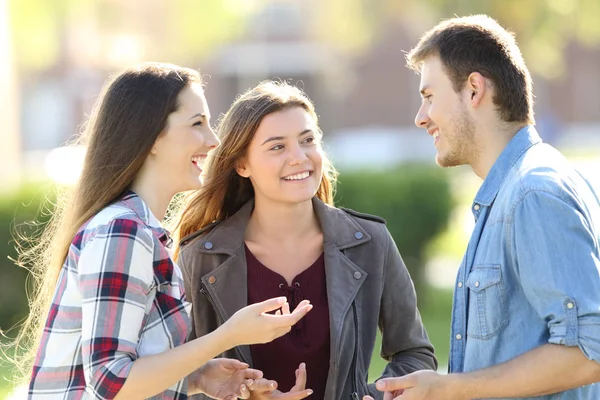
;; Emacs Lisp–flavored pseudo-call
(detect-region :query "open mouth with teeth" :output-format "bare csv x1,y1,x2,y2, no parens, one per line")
282,171,312,181
191,156,205,170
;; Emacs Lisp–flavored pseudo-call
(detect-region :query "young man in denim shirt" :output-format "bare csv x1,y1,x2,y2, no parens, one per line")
367,15,600,400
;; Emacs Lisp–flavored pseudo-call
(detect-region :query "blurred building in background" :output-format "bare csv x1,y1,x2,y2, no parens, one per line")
2,0,600,182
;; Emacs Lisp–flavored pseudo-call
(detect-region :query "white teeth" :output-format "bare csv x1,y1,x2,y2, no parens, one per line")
284,171,310,180
191,156,205,165
433,132,440,139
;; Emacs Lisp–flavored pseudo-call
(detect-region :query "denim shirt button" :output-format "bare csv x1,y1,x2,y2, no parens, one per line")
474,204,481,211
455,333,463,340
354,231,363,240
474,281,480,288
204,241,213,250
353,271,362,280
567,302,574,309
457,281,463,288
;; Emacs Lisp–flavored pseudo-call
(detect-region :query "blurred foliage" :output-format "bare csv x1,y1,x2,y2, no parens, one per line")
314,0,600,79
0,184,55,333
8,0,600,78
335,164,453,295
8,0,250,71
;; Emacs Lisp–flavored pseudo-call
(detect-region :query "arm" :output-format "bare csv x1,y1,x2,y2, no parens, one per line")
78,218,233,399
368,228,437,397
79,219,312,399
373,190,600,399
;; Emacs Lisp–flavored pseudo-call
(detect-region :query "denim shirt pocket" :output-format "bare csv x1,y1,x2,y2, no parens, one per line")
466,265,508,339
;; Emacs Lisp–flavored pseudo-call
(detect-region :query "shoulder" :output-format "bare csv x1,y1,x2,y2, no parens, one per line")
340,207,387,225
77,203,154,249
179,220,222,250
338,206,392,244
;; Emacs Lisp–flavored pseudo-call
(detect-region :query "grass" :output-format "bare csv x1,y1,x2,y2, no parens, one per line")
368,285,453,381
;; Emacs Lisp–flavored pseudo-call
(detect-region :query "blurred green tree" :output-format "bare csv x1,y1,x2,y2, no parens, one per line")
8,0,252,71
313,0,600,79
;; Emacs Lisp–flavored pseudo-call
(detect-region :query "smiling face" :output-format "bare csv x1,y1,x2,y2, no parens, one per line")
414,56,476,168
150,83,220,193
236,106,323,206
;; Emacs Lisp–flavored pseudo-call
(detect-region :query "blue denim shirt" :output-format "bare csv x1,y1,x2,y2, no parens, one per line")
449,126,600,399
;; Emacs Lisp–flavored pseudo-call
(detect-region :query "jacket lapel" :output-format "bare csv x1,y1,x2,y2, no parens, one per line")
194,200,255,364
313,199,370,396
191,198,373,377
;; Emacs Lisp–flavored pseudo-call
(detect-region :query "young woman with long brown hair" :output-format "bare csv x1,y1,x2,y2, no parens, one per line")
174,81,437,400
15,64,311,399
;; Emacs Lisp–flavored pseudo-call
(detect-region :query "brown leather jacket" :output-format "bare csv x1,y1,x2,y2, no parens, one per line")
178,198,437,399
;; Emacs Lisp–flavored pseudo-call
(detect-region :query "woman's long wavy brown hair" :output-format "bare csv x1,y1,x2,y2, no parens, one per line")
173,81,337,254
8,63,201,384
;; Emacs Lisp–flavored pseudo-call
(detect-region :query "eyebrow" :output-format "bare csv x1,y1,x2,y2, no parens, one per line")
261,129,313,146
189,113,209,120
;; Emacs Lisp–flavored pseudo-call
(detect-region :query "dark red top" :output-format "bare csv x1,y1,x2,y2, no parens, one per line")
245,245,330,399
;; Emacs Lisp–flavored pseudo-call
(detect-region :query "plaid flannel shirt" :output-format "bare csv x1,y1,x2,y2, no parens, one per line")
29,192,191,399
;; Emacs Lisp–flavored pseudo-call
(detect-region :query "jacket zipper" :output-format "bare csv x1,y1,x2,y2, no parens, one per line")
350,300,360,400
200,282,250,364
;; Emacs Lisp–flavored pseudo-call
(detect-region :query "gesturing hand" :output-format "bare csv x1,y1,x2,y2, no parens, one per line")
193,358,263,399
222,298,312,347
246,362,313,399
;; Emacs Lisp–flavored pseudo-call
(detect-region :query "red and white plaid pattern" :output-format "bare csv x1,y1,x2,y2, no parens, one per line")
29,192,191,399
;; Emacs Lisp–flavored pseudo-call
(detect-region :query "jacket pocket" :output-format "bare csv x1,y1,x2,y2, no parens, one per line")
466,265,508,339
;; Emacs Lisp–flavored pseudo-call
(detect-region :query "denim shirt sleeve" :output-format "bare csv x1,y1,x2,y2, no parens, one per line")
511,189,600,363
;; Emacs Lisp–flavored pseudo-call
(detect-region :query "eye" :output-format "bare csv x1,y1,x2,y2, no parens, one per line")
302,136,315,145
270,144,284,151
424,95,432,102
193,120,203,127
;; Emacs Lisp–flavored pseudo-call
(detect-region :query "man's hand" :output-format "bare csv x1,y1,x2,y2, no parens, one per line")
192,358,263,399
365,370,467,400
247,362,313,399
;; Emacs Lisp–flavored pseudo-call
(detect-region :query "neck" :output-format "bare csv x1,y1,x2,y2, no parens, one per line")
470,122,527,180
246,196,320,243
130,168,176,221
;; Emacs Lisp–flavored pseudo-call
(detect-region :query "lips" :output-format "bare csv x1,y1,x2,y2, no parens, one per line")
282,170,312,181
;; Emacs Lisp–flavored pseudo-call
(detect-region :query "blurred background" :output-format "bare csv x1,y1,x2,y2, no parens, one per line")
1,0,600,398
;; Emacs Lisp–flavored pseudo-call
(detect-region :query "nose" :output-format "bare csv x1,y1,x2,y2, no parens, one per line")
205,126,220,150
415,102,430,129
287,142,308,166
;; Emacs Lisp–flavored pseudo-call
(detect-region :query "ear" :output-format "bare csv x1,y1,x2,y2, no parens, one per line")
235,158,250,178
465,72,487,108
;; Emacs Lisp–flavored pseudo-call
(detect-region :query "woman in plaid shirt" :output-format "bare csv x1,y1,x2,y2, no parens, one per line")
17,63,312,399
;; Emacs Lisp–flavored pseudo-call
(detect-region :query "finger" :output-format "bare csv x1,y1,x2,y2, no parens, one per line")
275,389,313,399
264,304,313,327
239,384,251,399
376,376,413,392
363,397,375,400
281,301,290,315
275,309,281,316
253,297,288,314
290,362,307,391
383,392,394,400
215,358,249,370
242,368,263,380
292,300,310,312
247,378,278,392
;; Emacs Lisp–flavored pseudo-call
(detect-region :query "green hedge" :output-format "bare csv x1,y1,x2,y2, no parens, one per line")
0,184,55,332
0,166,452,330
335,164,453,295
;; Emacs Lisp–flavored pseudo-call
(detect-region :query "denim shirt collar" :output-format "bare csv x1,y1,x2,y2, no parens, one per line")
474,125,542,207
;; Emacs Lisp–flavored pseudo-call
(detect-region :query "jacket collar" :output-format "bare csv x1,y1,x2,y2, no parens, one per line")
194,197,371,255
191,197,369,372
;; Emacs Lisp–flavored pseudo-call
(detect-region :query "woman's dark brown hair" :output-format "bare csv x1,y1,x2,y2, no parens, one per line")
10,62,201,383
